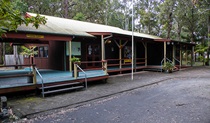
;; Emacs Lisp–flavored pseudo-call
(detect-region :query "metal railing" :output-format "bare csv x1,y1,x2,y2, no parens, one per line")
173,57,181,69
161,58,165,72
35,67,45,98
76,64,87,89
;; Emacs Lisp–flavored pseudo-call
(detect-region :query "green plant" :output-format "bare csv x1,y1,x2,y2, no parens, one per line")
163,62,174,72
70,56,80,64
20,46,38,57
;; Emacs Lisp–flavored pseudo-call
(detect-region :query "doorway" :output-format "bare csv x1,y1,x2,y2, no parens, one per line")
86,44,101,68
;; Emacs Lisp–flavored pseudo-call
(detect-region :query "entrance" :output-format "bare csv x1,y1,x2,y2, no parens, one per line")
86,44,101,68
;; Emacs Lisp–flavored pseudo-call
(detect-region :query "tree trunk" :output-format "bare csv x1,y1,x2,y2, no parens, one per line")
167,12,173,39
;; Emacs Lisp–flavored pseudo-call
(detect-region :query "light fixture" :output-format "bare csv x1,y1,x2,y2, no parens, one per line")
105,39,111,44
167,42,170,45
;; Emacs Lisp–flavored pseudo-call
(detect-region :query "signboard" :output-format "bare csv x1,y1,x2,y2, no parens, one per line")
66,42,81,56
124,46,132,58
26,34,44,38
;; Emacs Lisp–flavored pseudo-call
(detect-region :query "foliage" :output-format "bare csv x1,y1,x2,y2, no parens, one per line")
73,12,86,21
1,0,210,43
70,56,80,63
20,46,38,57
163,62,174,71
0,0,47,37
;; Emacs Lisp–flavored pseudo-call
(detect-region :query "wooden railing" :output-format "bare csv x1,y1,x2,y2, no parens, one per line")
106,58,146,73
0,64,36,84
73,60,108,78
106,58,146,67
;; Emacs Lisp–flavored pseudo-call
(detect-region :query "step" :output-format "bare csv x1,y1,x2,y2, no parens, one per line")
39,82,82,89
42,86,84,95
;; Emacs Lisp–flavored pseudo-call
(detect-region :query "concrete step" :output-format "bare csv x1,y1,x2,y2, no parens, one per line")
39,82,85,96
42,86,84,95
39,82,82,90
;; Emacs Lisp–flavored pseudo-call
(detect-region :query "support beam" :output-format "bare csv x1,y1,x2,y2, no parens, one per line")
134,41,137,72
64,42,67,71
119,40,122,69
32,65,37,84
74,63,77,78
142,42,147,66
191,46,194,66
164,42,167,64
69,40,72,72
101,35,105,61
186,46,188,65
173,44,176,64
180,45,182,67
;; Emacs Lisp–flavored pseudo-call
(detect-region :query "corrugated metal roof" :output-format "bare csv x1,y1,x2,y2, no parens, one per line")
17,14,93,37
26,13,162,40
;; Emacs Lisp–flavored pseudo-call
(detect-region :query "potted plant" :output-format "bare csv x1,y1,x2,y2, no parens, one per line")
70,56,81,77
163,62,174,73
71,56,81,65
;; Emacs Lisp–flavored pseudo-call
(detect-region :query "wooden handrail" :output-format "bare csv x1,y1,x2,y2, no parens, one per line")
107,58,146,61
80,61,104,64
0,64,36,68
0,74,33,78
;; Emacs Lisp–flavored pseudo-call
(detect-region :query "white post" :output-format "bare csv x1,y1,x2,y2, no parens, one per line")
131,0,134,80
101,35,105,68
101,35,105,61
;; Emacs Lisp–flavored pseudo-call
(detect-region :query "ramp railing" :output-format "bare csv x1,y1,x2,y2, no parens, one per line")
35,67,45,98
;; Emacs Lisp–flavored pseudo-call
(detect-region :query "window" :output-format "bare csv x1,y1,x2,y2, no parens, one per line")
34,46,48,58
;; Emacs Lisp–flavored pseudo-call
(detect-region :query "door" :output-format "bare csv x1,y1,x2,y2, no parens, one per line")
86,44,101,68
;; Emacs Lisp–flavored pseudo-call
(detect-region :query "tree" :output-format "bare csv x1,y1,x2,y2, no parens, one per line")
136,0,161,35
0,0,46,37
0,0,46,64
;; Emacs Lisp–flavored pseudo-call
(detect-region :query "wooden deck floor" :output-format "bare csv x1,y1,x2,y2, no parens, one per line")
107,65,163,73
0,68,108,95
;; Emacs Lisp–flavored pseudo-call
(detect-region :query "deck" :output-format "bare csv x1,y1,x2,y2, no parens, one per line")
0,63,189,95
0,68,108,95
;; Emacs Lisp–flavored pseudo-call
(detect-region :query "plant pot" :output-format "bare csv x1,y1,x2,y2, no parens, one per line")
165,69,172,73
72,71,79,77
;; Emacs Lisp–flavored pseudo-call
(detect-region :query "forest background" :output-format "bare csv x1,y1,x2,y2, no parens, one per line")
1,0,210,65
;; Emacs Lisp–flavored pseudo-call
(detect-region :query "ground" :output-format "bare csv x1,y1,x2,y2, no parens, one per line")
2,66,210,122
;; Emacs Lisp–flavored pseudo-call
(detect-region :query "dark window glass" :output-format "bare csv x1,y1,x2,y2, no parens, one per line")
34,47,38,57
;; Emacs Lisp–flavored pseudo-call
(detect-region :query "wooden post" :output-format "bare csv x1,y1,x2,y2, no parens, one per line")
119,40,122,69
180,45,182,67
74,63,77,79
134,41,137,71
191,46,194,66
145,43,147,66
32,65,37,84
64,42,67,71
69,40,72,72
103,61,108,75
186,46,188,65
173,44,176,64
164,41,167,64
